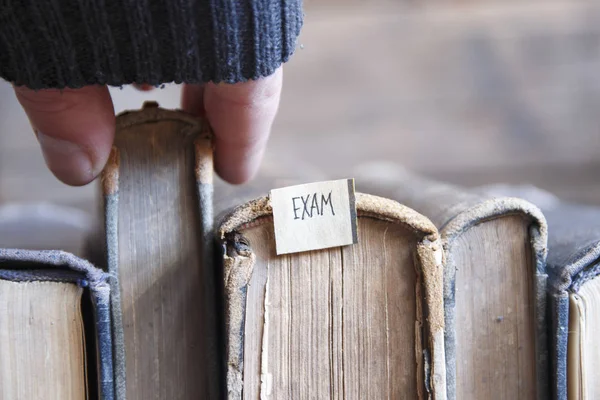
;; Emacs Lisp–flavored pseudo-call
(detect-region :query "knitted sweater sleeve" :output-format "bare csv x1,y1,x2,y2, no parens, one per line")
0,0,303,89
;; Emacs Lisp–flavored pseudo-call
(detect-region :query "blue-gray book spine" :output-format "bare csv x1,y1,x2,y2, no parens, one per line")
0,249,115,400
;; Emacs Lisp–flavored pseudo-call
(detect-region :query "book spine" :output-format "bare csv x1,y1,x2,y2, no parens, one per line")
101,106,218,400
194,129,222,396
417,240,447,400
91,277,116,400
0,249,115,400
530,224,551,400
218,195,447,399
102,148,126,400
441,200,549,400
549,293,568,400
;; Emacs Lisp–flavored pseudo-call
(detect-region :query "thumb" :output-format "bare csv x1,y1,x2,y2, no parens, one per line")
14,85,115,186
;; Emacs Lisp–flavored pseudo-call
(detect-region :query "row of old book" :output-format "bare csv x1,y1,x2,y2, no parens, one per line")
0,104,598,400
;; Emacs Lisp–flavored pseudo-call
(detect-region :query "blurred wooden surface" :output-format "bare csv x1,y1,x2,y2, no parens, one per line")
1,1,599,215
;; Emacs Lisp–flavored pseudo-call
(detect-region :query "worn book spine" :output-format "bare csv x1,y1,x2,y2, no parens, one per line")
543,203,600,400
217,193,447,400
436,196,548,400
101,103,217,400
355,163,549,400
478,185,600,400
0,248,114,399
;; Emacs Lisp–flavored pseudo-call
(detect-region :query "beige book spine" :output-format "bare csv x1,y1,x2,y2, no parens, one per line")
219,193,447,400
101,103,218,400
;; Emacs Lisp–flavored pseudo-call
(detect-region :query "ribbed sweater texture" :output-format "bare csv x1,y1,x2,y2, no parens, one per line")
0,0,303,89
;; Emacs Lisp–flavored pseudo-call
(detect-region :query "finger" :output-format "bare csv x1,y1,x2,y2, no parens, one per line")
199,68,283,184
181,84,206,117
14,85,115,186
134,83,154,92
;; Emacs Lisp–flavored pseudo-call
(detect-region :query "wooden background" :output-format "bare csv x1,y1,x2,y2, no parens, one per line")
1,1,599,217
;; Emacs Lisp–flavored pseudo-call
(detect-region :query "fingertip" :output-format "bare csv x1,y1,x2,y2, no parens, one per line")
214,145,265,185
181,84,206,117
204,68,282,185
134,83,154,92
14,85,115,186
35,130,96,186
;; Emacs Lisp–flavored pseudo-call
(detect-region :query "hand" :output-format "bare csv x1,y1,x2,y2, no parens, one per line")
13,67,283,186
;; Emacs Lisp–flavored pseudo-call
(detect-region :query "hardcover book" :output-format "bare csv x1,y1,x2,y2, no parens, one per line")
0,249,113,399
99,103,220,399
217,191,447,399
356,163,549,400
479,184,600,400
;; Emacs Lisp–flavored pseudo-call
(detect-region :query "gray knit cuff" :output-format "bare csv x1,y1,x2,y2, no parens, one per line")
0,0,303,89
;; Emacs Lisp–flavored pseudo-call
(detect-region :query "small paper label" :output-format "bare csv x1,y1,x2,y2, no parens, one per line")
270,179,358,255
